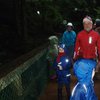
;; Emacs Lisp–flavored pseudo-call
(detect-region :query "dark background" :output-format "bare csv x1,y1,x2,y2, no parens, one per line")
0,0,100,65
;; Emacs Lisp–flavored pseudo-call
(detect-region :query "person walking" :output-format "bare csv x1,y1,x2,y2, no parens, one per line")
70,58,98,100
73,16,100,72
53,44,72,100
61,22,76,58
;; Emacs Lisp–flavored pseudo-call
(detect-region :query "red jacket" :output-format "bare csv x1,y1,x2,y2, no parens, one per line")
74,30,100,62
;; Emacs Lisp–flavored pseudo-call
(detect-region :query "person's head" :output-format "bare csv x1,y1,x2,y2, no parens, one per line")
74,59,97,85
83,16,93,32
48,36,58,45
95,19,100,27
58,44,69,55
58,44,65,53
66,22,73,31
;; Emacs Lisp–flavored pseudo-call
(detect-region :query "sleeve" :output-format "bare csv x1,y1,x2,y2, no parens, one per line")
73,32,76,47
73,33,80,60
73,31,76,43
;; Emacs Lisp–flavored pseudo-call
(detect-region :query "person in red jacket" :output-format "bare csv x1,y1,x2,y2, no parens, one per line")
73,16,100,72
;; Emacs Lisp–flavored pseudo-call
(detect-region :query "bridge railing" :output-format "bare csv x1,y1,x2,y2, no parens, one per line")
0,45,48,100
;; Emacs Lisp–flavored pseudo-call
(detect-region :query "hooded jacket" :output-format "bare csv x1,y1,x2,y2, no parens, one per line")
70,59,97,100
53,44,72,84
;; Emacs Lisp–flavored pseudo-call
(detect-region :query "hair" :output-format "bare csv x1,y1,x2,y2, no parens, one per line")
83,16,93,24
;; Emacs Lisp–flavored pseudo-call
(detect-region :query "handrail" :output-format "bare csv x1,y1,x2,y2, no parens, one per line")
0,43,48,78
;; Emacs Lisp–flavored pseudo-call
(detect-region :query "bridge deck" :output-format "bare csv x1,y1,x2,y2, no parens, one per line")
39,75,100,100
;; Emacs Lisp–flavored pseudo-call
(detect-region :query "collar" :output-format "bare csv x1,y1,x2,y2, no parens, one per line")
84,29,93,34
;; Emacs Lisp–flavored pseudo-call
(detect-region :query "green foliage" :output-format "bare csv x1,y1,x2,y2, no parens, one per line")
24,0,100,35
94,7,100,18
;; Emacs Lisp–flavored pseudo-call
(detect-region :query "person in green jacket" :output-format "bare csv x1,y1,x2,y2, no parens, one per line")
46,36,58,80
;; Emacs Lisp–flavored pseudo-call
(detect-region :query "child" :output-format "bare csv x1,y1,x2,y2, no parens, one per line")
53,44,72,100
70,59,98,100
46,36,58,80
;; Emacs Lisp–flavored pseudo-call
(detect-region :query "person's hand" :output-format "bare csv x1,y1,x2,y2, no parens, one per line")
57,64,63,70
72,58,76,64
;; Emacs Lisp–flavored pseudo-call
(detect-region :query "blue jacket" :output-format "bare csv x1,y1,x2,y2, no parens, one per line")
53,55,72,84
61,30,76,47
70,82,98,100
70,59,97,100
